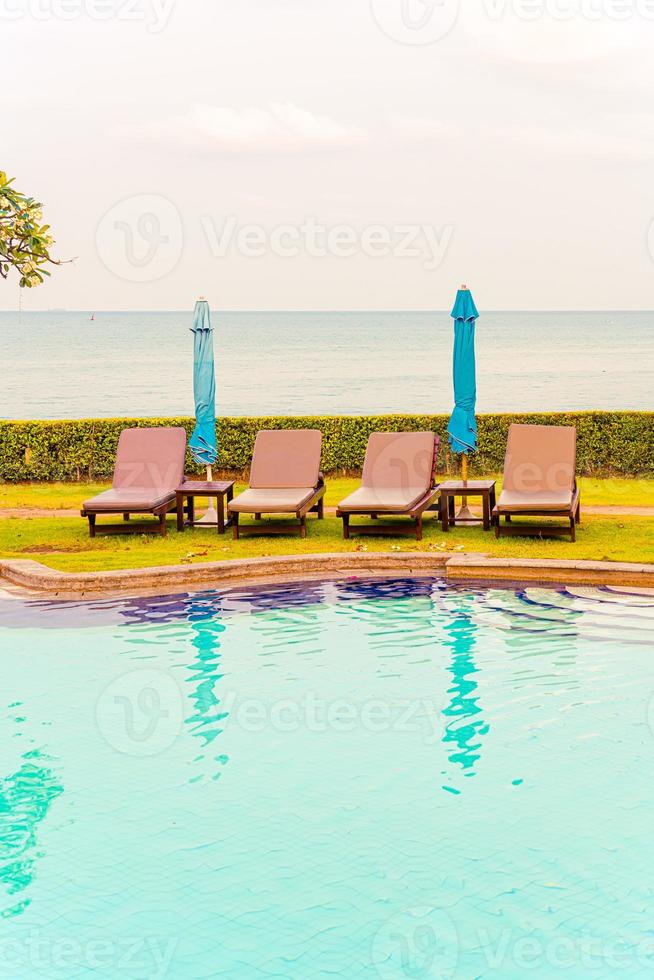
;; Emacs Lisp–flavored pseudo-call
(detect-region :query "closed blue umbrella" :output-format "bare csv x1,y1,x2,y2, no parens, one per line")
447,285,479,459
447,285,479,519
189,297,218,474
189,298,219,524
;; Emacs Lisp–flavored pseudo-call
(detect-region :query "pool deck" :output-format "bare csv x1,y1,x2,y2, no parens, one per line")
1,552,653,599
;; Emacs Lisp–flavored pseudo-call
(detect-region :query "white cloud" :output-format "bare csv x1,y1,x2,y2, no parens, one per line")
5,0,654,310
135,101,367,151
130,104,461,154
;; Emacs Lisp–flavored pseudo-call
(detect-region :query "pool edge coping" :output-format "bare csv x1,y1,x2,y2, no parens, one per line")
1,552,654,598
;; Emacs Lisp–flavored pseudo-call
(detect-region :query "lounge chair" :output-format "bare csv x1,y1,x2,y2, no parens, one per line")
228,429,325,539
336,432,440,541
81,427,187,537
491,423,580,541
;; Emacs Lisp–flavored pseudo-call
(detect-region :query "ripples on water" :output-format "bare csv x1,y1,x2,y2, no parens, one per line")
0,578,653,977
1,311,653,417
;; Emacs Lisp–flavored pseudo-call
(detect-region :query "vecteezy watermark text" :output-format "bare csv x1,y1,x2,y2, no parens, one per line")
0,934,178,979
371,0,654,47
219,690,443,743
201,215,453,271
478,929,654,972
94,666,444,755
371,907,654,980
482,0,654,20
95,194,454,281
0,0,175,32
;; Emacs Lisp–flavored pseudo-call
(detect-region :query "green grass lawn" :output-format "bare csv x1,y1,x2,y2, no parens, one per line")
1,477,652,573
1,475,653,510
1,513,652,573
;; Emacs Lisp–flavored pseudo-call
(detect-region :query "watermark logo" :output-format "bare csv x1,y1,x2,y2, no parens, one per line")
483,0,654,22
371,0,654,44
201,215,453,271
371,913,654,977
370,0,460,44
479,928,654,972
95,193,183,283
219,691,442,743
0,0,176,32
371,906,459,979
0,933,178,979
96,668,184,756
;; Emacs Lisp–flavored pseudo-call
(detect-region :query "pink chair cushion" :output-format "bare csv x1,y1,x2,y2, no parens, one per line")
249,430,322,489
361,432,436,492
112,427,187,491
503,424,576,496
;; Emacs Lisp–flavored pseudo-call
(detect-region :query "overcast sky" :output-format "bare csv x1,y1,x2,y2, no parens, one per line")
3,0,654,311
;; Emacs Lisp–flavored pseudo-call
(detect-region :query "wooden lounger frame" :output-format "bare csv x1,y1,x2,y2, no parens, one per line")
231,479,326,540
336,440,441,542
81,498,177,537
492,486,581,543
337,488,440,542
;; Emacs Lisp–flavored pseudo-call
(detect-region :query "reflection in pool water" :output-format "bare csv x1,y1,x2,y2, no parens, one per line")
184,613,228,783
0,577,653,979
0,734,63,920
441,599,488,788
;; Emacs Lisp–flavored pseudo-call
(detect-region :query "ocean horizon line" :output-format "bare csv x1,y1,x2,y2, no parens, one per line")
3,310,652,417
4,308,654,316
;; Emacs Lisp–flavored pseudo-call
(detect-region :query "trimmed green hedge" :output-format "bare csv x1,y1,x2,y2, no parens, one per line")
0,412,652,482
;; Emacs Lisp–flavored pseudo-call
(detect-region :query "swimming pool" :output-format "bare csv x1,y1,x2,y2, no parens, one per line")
1,577,653,979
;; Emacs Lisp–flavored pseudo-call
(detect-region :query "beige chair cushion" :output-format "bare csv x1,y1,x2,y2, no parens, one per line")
228,488,317,514
497,489,574,513
113,427,187,491
503,424,576,496
84,427,187,513
249,430,322,489
83,489,175,513
361,432,436,491
336,432,436,514
337,486,429,514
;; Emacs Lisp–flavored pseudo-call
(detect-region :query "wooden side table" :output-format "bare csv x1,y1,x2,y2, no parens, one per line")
176,480,235,533
438,480,497,532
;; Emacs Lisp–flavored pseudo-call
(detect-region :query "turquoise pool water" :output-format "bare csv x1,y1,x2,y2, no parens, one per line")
0,577,653,979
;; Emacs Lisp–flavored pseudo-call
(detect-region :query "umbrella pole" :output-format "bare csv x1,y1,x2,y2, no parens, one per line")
197,463,219,524
456,453,477,523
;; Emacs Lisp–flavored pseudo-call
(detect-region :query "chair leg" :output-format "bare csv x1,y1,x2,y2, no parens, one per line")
317,496,324,519
505,514,512,523
232,513,240,540
575,498,581,524
342,513,350,540
299,516,307,539
255,513,261,520
495,520,501,539
415,515,423,541
570,516,576,543
159,513,167,537
482,494,490,531
123,513,130,521
88,514,96,538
